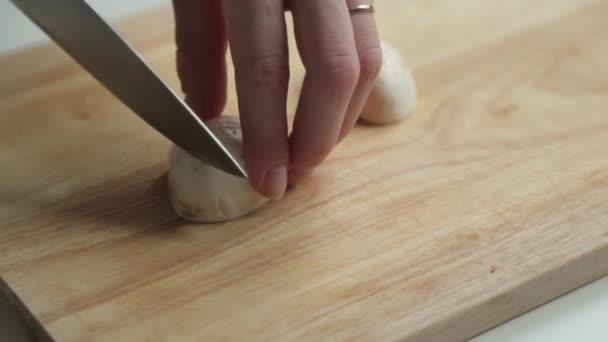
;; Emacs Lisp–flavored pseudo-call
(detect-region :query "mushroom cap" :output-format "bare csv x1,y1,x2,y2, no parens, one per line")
168,116,269,223
359,40,417,125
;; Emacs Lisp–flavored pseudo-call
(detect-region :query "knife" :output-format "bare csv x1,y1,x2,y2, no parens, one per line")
10,0,247,178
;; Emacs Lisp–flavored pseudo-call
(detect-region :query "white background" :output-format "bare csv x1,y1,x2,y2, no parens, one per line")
1,1,607,341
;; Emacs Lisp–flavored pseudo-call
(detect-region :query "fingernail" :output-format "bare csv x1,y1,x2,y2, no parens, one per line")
264,166,287,200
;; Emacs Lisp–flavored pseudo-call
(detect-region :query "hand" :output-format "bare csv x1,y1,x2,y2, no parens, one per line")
173,0,382,199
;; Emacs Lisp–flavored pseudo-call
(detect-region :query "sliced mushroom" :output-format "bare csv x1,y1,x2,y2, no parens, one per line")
167,116,269,223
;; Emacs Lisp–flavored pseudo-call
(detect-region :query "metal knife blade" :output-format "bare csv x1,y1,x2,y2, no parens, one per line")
10,0,247,178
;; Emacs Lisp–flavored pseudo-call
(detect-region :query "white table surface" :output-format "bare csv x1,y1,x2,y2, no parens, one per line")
1,1,607,341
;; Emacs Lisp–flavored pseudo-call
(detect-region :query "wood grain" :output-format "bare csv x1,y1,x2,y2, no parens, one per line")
1,1,608,341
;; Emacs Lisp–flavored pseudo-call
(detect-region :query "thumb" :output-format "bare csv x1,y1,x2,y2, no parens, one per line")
173,0,227,119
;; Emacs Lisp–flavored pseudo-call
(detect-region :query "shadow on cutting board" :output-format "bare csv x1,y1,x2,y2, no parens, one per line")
10,163,272,238
62,166,180,229
10,165,187,238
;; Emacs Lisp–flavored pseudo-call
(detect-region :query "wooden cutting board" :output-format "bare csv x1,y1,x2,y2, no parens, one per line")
1,1,608,341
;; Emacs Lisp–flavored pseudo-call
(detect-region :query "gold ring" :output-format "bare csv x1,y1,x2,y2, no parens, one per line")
349,4,374,15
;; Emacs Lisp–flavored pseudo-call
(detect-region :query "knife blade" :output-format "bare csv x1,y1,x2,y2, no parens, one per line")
10,0,247,178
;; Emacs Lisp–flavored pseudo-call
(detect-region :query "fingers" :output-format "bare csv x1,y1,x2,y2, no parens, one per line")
175,0,378,193
338,0,383,141
288,0,360,173
173,0,227,119
223,0,290,199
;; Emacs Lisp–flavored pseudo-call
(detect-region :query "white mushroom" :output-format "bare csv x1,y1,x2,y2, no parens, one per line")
359,40,417,125
167,116,269,223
